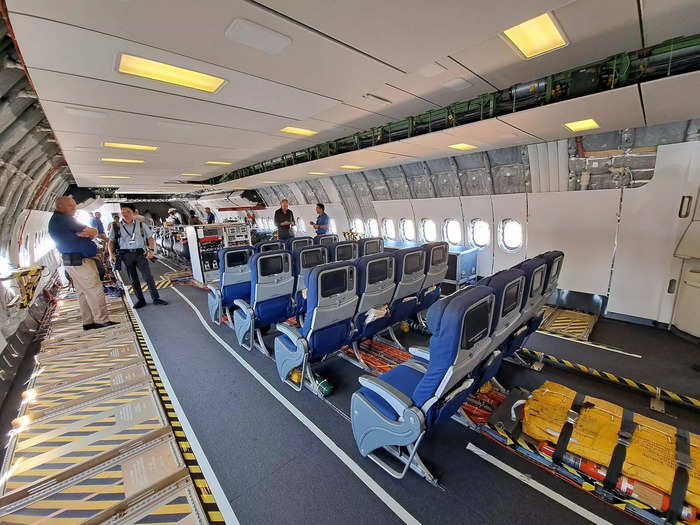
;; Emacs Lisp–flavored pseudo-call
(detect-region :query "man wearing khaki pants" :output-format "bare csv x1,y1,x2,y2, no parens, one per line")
48,196,118,330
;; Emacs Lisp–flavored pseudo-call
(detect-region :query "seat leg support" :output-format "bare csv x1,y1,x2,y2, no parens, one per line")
375,325,405,350
254,328,270,357
367,433,437,485
337,342,370,371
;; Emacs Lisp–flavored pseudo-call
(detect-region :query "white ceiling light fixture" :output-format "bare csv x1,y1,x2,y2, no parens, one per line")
104,142,158,151
416,61,448,77
225,19,292,55
206,161,232,166
443,77,472,91
117,54,226,93
101,157,144,164
501,12,568,60
98,175,131,179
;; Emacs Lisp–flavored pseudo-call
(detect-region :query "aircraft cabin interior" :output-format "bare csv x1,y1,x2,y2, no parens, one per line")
0,1,699,524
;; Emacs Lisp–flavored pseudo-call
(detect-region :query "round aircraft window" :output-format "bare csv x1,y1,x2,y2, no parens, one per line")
500,218,523,252
421,219,437,242
330,218,337,234
296,217,305,233
352,218,365,235
443,219,462,245
367,218,379,237
382,218,396,240
400,218,416,241
470,219,490,248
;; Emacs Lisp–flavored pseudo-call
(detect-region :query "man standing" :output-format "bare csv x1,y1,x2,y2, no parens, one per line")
167,208,181,225
273,199,295,240
48,196,117,330
205,207,216,224
108,204,168,309
310,203,329,236
89,211,106,241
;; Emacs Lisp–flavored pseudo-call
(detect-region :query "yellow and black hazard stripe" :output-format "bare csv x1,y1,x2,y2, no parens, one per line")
517,347,700,412
123,303,224,524
126,279,173,294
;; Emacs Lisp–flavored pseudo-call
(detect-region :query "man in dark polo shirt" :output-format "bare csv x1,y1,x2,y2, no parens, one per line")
273,199,295,240
48,196,117,330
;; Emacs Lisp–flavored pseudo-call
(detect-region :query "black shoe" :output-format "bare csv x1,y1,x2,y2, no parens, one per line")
92,321,120,329
133,301,146,309
83,323,97,331
153,298,168,306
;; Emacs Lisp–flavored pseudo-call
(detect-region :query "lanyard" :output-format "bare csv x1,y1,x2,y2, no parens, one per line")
121,221,137,239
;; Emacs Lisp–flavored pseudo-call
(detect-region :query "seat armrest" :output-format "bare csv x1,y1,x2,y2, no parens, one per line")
409,346,430,361
358,375,414,417
276,322,303,341
233,299,251,311
206,284,218,294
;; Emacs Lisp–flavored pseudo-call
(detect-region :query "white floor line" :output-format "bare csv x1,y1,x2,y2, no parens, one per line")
124,289,240,525
172,287,421,525
466,443,612,525
536,331,642,358
154,257,178,272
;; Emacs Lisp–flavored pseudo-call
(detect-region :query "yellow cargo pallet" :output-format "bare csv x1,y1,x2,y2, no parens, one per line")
126,278,173,294
539,306,598,341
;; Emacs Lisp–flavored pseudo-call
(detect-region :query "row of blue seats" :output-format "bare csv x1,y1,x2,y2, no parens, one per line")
207,238,451,391
349,250,564,483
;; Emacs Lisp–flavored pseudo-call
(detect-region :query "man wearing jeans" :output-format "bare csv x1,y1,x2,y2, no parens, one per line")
108,204,168,309
48,196,118,330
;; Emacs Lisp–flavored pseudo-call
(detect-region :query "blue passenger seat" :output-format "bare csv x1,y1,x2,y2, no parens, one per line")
313,234,338,247
286,236,313,252
254,240,285,253
207,246,253,326
328,241,359,262
358,237,384,256
291,245,328,317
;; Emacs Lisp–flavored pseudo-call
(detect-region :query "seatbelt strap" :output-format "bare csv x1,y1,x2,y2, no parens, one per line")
553,392,591,465
603,409,636,491
666,428,691,524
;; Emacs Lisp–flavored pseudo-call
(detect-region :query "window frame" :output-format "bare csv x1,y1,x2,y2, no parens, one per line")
420,218,437,243
498,218,524,253
469,218,491,248
382,218,396,240
367,218,379,237
442,218,462,246
400,218,416,241
352,218,365,235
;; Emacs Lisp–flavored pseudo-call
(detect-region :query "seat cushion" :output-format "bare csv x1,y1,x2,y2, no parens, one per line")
221,282,251,307
308,319,352,360
357,365,424,421
254,295,293,326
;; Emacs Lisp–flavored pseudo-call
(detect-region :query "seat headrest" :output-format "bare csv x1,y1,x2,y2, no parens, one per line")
292,245,328,275
254,240,284,253
356,253,395,292
514,257,547,307
249,250,291,277
218,246,252,272
422,242,449,270
480,268,525,332
358,237,384,256
314,234,339,246
329,241,358,262
538,250,564,289
394,247,426,282
305,262,356,301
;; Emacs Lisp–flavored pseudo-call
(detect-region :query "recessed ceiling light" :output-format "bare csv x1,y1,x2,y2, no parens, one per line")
563,118,600,132
98,175,132,179
416,62,448,77
340,165,363,170
100,157,144,163
181,173,201,177
117,53,226,93
206,161,232,166
443,77,472,91
280,126,318,137
308,172,328,175
502,13,568,60
263,181,277,184
448,143,477,151
225,19,292,54
103,141,158,151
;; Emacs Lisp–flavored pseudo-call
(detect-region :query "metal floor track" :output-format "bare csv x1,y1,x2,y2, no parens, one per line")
0,290,224,525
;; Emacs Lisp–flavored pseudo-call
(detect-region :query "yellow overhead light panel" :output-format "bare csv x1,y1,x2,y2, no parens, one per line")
181,173,201,177
263,181,277,184
502,13,567,59
448,143,477,151
117,54,226,93
340,165,363,170
100,157,144,163
103,141,158,151
280,126,318,137
98,175,131,179
308,172,328,175
206,161,232,166
564,118,600,132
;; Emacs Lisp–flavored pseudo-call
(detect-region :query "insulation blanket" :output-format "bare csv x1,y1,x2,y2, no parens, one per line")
522,381,699,507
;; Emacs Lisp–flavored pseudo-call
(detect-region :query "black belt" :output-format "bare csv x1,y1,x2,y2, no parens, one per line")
666,428,691,524
603,409,636,491
553,392,593,465
121,248,144,253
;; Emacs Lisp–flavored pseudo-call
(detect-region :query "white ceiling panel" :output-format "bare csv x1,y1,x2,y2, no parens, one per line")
28,69,299,135
498,85,645,140
257,0,572,72
444,117,541,147
10,13,338,120
312,104,393,130
642,0,700,46
451,0,642,89
346,84,441,120
641,70,700,126
7,0,401,100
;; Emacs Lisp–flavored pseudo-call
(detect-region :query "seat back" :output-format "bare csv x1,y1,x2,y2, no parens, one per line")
302,262,358,358
392,248,426,301
421,242,449,290
514,257,548,315
292,246,329,311
411,286,494,410
249,250,294,325
329,241,359,262
218,246,253,305
358,237,384,256
480,268,526,341
539,250,565,296
355,253,396,315
314,234,338,247
254,240,284,253
287,236,313,252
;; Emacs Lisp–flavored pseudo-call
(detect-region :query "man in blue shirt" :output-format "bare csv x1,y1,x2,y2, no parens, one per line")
48,196,117,330
108,204,168,309
205,207,216,224
310,203,329,236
